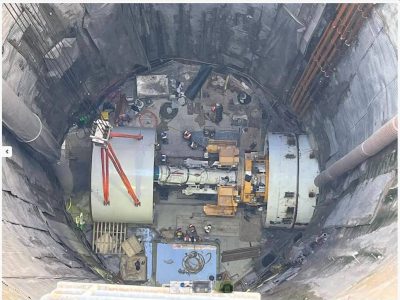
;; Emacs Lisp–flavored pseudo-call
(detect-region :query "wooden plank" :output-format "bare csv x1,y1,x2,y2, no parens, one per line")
203,205,237,216
208,139,237,146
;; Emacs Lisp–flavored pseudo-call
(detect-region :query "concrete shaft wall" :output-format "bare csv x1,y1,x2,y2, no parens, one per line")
1,3,398,299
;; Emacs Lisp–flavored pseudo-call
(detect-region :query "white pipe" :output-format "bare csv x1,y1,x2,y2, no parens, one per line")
315,115,398,186
156,165,236,186
2,79,60,162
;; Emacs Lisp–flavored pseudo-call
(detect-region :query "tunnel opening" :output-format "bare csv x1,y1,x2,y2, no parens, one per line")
1,3,398,300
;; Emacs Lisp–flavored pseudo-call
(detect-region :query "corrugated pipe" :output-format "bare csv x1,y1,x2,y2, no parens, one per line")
315,115,398,187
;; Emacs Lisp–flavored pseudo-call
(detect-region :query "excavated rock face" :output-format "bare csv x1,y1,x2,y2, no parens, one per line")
2,3,397,299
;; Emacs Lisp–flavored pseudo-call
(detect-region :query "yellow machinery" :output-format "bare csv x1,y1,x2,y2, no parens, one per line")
156,134,317,227
202,140,269,216
241,152,269,205
203,186,239,216
206,140,239,168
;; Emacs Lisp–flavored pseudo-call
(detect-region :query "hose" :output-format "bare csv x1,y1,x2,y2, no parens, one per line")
178,251,212,275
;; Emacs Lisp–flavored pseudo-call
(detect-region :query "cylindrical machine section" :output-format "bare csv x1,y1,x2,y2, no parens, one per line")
157,166,189,185
187,168,236,185
2,79,60,162
156,165,236,186
91,127,156,223
315,115,398,187
184,65,213,100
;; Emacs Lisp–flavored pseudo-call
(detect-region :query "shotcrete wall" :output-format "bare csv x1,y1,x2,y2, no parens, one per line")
1,3,398,299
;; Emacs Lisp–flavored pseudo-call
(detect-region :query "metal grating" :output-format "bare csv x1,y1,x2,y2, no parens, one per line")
221,246,261,263
92,222,127,254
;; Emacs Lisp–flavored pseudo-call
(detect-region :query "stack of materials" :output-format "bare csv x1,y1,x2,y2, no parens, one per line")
120,236,147,281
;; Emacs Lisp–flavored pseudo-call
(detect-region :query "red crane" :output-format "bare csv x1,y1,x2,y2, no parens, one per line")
100,132,143,206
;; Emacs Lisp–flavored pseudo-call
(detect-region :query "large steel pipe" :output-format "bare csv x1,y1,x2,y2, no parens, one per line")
292,4,350,112
2,79,60,162
185,65,213,100
295,4,355,112
315,116,398,187
298,4,374,117
292,4,374,116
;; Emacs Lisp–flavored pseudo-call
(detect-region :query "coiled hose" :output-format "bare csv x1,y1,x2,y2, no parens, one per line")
178,251,212,274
